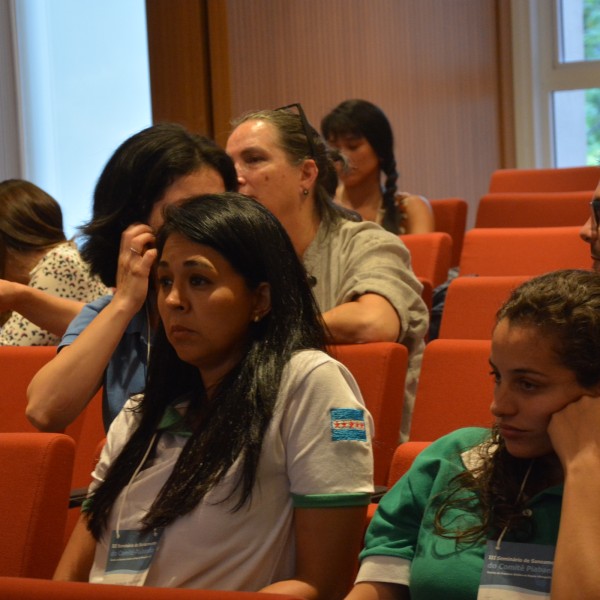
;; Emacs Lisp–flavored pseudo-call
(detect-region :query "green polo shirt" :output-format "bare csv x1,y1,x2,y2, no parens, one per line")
357,427,563,600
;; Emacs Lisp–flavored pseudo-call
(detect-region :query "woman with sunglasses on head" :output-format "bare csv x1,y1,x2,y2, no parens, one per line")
321,99,433,235
27,124,236,433
0,179,108,345
55,194,373,599
345,269,600,600
226,105,428,442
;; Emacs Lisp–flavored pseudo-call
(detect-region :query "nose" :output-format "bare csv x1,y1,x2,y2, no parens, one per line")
580,216,597,244
164,284,187,311
490,384,518,419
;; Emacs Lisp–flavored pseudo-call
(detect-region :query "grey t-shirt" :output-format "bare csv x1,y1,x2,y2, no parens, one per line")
303,218,428,441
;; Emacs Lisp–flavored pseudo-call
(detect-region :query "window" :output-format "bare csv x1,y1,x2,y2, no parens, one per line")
12,0,152,238
512,0,600,167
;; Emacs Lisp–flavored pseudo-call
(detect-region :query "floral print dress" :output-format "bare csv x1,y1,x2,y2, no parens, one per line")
0,241,109,345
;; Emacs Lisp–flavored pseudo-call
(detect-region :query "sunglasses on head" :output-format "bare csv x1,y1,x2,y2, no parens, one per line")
274,102,316,159
591,196,600,228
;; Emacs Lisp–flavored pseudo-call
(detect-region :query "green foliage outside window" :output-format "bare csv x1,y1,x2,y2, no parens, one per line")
585,0,600,164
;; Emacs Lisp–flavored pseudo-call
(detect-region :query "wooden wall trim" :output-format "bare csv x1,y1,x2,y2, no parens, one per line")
207,0,232,147
497,0,516,168
145,0,213,136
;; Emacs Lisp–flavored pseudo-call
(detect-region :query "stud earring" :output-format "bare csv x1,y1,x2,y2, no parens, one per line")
302,188,309,196
253,314,261,323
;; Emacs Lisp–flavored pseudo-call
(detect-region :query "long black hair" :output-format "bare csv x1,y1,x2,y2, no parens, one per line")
321,99,400,233
434,269,600,544
79,123,238,287
87,193,327,538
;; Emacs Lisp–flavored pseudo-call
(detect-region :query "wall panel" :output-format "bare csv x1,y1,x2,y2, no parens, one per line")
220,0,509,226
147,0,513,227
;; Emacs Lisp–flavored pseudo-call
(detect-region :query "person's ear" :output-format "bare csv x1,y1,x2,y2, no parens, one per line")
251,282,271,322
299,158,319,191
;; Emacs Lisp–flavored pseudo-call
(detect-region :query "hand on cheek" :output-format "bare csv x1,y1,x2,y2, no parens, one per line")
549,394,600,471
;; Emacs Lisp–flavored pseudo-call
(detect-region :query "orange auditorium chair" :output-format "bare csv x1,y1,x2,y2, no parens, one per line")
0,346,106,545
0,433,75,578
430,198,468,268
0,577,304,599
475,190,592,228
331,342,408,486
0,346,66,434
366,441,431,525
488,166,600,193
459,226,589,276
0,346,105,487
386,441,432,486
409,339,494,441
438,275,530,339
400,232,453,289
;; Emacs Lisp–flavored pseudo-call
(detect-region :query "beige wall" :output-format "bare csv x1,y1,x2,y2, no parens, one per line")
149,0,514,228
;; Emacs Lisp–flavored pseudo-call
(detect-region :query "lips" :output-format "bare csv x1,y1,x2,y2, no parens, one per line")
497,423,527,439
169,325,195,337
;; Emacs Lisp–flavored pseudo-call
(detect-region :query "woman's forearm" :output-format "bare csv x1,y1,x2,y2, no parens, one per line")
54,514,96,582
0,280,84,337
26,296,138,431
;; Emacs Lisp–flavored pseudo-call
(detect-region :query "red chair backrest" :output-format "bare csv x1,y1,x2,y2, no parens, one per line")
331,343,408,486
438,275,530,339
410,339,494,441
459,226,589,276
0,346,106,547
488,166,600,193
430,198,468,268
400,232,453,289
386,441,432,487
0,346,65,434
0,433,74,578
476,190,592,228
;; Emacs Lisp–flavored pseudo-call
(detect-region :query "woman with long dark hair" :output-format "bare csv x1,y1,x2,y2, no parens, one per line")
321,99,433,235
55,193,373,599
27,124,236,431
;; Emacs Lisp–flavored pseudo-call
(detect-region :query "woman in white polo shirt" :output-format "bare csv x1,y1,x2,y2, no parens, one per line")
55,193,374,600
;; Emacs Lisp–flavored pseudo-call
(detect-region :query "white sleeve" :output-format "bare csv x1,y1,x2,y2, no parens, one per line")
279,352,374,505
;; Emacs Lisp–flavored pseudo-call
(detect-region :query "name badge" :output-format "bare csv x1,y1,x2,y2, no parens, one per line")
478,540,555,599
104,528,164,586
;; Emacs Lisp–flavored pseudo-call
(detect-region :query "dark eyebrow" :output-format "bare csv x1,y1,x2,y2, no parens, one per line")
488,357,547,378
157,257,215,271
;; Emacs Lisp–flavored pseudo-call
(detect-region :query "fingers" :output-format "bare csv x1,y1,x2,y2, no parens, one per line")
549,395,600,467
120,223,156,258
114,225,158,308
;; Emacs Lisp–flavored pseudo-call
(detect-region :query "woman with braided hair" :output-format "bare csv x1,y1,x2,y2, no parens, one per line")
321,99,433,235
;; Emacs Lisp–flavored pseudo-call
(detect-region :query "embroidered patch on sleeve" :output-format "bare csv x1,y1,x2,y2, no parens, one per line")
330,408,367,441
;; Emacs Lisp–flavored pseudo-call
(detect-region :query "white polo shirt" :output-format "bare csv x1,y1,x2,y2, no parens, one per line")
88,350,374,590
